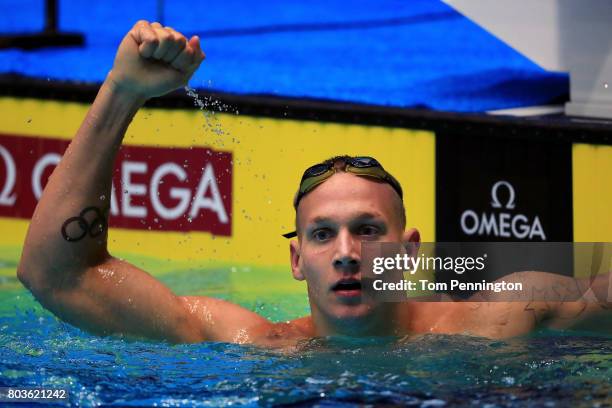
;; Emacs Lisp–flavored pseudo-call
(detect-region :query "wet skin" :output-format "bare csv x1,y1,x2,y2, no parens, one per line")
17,21,610,346
175,172,610,346
289,172,412,336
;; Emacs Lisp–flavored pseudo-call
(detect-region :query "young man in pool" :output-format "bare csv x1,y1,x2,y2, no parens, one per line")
17,21,610,345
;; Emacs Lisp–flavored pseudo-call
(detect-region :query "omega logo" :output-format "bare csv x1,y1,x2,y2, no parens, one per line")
460,180,546,240
490,180,515,209
0,145,17,205
0,138,232,236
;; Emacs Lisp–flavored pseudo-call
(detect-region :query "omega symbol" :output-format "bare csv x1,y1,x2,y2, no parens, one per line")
460,180,546,240
0,144,17,206
490,180,515,210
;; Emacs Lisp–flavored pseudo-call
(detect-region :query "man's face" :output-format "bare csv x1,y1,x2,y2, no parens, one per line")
290,172,414,326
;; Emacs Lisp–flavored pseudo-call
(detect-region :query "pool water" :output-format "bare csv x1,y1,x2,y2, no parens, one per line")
1,258,610,407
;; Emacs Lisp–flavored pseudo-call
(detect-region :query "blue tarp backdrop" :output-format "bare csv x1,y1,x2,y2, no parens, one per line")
0,0,568,112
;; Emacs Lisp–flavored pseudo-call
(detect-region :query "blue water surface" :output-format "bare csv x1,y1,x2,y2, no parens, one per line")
0,0,568,112
1,286,610,407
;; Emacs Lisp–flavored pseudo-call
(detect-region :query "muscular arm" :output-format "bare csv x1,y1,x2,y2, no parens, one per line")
541,271,611,331
467,271,611,337
17,21,269,343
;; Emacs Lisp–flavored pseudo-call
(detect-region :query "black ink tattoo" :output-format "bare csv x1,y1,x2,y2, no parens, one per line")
61,206,108,242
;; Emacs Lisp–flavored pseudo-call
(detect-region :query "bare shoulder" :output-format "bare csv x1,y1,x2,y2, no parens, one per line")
456,300,546,338
436,271,610,338
180,296,313,345
408,300,544,339
252,316,315,348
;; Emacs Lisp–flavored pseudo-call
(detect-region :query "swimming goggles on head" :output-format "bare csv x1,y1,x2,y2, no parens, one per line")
283,155,403,238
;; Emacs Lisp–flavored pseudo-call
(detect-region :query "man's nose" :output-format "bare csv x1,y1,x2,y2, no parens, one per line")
332,229,360,273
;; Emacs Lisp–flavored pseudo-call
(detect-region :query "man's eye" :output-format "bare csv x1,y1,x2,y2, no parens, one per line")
312,229,333,241
358,225,380,236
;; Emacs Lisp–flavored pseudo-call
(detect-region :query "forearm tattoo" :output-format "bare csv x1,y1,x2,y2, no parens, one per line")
61,206,109,242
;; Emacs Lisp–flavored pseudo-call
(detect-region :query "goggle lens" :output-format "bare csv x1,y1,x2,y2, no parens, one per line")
302,163,331,180
350,156,380,168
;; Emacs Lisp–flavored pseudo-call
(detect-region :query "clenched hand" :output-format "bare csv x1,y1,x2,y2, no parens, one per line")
107,20,205,99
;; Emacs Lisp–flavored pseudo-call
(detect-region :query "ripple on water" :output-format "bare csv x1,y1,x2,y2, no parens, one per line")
0,306,610,407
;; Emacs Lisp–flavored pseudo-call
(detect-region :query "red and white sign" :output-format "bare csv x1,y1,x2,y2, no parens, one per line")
0,134,232,236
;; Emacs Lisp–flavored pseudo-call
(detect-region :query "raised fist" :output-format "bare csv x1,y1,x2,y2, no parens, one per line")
107,21,205,99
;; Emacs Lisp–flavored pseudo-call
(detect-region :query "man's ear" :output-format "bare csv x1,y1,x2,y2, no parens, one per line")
290,240,305,281
402,227,421,258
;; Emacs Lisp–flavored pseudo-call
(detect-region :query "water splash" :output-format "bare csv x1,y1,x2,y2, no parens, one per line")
184,86,228,137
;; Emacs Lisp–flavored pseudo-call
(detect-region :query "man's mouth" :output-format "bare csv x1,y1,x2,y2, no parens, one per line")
331,279,362,297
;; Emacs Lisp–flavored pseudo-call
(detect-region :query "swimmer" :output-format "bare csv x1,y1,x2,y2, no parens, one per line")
17,21,611,345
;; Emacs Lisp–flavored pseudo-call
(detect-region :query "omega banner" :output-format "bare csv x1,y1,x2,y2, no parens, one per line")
0,134,233,235
435,132,573,242
0,96,435,268
434,132,574,291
